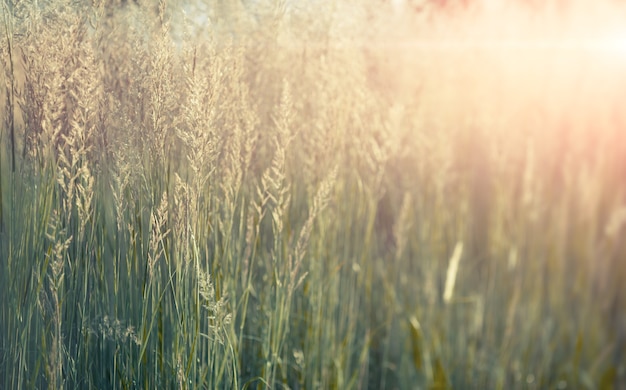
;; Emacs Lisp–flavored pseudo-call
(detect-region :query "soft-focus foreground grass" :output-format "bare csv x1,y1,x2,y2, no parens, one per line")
1,0,625,388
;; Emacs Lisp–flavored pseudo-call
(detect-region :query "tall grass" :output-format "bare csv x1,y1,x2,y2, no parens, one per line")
1,0,625,388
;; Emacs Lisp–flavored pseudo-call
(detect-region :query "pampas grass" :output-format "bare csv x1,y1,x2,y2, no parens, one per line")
1,0,626,388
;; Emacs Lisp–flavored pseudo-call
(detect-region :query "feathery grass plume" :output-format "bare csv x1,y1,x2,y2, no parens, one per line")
241,204,257,285
274,78,294,146
261,130,290,243
198,265,232,343
254,77,305,387
15,1,48,164
172,173,192,255
90,315,140,347
216,46,251,183
96,2,147,159
146,1,177,163
110,150,133,234
148,191,170,280
235,182,266,369
291,165,338,290
178,46,218,190
43,210,73,389
196,258,236,387
57,40,99,233
135,190,172,385
19,2,94,170
25,53,65,170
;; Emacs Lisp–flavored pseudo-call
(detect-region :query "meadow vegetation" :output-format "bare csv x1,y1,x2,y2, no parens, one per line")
1,0,625,388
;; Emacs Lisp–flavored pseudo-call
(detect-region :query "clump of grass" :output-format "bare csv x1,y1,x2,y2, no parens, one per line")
2,0,626,388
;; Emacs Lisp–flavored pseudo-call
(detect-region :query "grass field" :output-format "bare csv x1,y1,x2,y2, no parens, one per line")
1,0,625,388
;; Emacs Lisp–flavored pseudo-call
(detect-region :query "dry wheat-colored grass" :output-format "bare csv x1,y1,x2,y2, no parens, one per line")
1,0,625,388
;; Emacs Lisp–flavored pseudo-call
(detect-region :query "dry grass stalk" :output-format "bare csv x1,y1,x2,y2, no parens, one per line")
443,241,464,304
